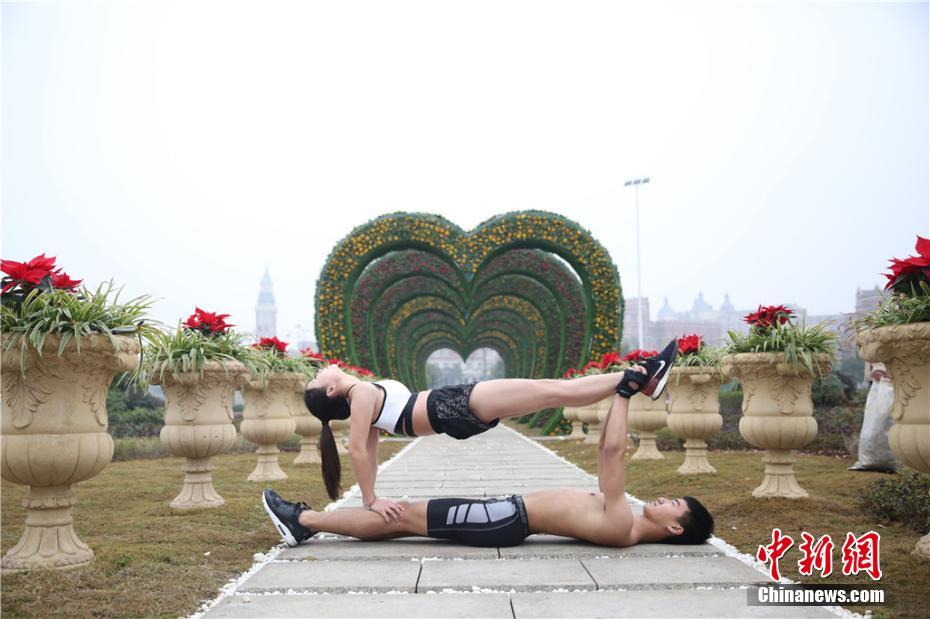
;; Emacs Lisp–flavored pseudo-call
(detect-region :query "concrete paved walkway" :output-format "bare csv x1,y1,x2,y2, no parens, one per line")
202,426,843,618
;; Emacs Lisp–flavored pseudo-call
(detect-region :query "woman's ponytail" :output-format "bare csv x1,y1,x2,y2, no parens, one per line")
318,422,342,500
304,387,351,500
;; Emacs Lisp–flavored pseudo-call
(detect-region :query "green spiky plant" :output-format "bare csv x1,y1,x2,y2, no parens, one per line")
854,284,930,330
725,305,838,377
140,308,267,386
1,252,158,375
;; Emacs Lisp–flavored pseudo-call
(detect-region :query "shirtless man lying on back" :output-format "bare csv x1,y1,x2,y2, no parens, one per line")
263,351,714,549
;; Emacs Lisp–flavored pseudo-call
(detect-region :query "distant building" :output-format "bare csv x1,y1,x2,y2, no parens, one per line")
623,292,762,352
621,287,885,362
856,286,886,314
255,267,277,338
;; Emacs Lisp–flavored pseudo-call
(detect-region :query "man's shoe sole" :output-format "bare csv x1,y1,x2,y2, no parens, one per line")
644,362,672,400
262,490,298,547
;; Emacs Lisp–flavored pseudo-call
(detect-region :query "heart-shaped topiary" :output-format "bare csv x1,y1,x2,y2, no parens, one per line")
315,211,622,388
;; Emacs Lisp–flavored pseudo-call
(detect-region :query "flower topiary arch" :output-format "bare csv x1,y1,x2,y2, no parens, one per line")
315,211,622,390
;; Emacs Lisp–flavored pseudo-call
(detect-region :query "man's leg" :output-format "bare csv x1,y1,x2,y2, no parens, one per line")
299,501,429,541
469,373,631,423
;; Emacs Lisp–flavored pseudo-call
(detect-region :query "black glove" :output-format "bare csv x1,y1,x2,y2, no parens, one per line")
616,368,648,399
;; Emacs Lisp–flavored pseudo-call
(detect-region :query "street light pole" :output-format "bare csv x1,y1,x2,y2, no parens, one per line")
624,177,651,351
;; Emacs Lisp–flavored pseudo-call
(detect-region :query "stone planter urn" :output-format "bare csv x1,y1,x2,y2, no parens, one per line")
291,385,322,465
240,373,301,482
857,323,930,558
1,334,140,571
154,360,248,510
576,401,604,445
666,367,725,474
722,352,832,499
628,393,668,460
561,406,586,440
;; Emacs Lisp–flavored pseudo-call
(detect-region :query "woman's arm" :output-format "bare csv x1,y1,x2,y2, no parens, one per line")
347,385,378,507
367,425,380,490
347,384,405,523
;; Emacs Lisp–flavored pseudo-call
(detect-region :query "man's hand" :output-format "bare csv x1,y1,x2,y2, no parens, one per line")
367,497,406,523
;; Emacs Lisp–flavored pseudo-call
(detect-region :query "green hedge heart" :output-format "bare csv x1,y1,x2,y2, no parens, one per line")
315,210,622,388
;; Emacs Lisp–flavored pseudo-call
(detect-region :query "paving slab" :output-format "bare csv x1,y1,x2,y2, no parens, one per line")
510,590,837,618
484,484,597,494
238,560,422,593
581,556,770,589
417,558,596,592
384,487,487,498
445,470,580,481
374,479,455,488
207,593,512,618
281,538,499,561
500,535,721,559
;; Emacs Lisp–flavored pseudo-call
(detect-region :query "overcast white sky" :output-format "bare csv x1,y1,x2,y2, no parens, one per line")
3,0,928,347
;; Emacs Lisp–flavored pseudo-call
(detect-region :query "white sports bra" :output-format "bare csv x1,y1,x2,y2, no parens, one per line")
370,379,416,435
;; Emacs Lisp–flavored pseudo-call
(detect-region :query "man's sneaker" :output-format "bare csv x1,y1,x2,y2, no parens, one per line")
640,339,679,400
618,340,679,400
262,489,315,547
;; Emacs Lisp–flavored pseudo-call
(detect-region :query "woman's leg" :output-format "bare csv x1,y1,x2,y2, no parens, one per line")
469,372,631,423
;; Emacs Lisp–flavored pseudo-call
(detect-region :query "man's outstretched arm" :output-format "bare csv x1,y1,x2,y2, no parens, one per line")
597,394,630,499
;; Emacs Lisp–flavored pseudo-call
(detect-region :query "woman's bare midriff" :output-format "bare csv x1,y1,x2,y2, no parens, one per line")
411,391,433,435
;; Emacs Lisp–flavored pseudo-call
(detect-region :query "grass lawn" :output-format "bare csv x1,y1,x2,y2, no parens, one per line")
1,442,407,618
508,421,929,619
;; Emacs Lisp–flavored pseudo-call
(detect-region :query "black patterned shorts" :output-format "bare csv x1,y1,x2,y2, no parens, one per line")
426,382,499,440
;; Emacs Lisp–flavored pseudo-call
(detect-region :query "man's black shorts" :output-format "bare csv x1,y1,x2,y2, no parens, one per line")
426,495,529,547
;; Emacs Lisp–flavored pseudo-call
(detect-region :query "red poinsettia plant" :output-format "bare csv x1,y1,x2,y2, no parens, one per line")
675,333,725,373
883,234,930,295
1,253,156,374
1,253,82,303
182,307,235,336
855,234,930,329
301,350,376,379
677,333,702,355
252,336,289,356
744,304,794,331
345,365,375,378
622,349,659,364
301,348,324,360
300,348,327,369
727,303,838,375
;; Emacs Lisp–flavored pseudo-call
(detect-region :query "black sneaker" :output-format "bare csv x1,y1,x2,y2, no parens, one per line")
262,489,315,547
640,339,678,400
618,340,679,400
